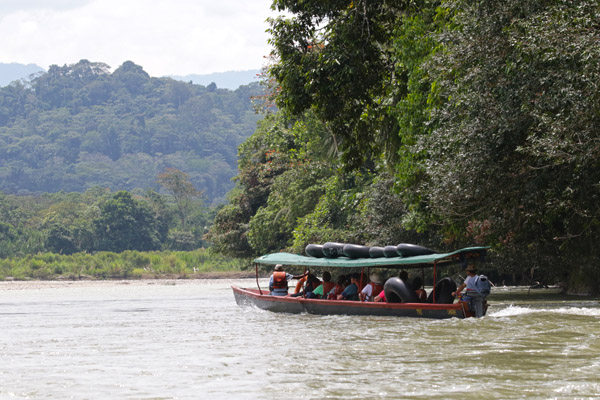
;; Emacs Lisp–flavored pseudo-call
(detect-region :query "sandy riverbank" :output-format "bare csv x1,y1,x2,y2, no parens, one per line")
0,271,260,290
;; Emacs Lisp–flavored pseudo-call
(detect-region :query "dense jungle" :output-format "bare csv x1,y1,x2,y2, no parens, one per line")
1,0,598,294
208,0,600,293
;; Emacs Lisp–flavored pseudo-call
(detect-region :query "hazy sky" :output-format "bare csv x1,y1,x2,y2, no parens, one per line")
0,0,280,77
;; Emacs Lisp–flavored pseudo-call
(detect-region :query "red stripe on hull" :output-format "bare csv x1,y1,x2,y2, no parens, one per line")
232,286,469,319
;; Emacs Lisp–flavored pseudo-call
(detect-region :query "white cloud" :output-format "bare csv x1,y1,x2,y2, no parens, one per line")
0,0,92,13
0,0,277,76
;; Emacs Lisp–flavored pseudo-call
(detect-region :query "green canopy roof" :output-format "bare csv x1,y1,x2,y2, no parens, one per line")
254,246,488,269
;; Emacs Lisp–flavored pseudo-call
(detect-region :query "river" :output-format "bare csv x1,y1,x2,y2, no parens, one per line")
1,279,599,399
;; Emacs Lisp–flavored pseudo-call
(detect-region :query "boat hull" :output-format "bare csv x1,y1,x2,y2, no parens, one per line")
232,286,471,319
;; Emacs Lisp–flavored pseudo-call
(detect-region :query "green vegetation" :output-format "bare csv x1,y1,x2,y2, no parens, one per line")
0,59,261,278
1,2,598,294
0,180,211,257
0,249,249,280
209,0,600,293
0,59,262,204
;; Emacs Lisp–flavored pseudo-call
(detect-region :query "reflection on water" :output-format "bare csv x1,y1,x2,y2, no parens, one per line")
0,281,599,399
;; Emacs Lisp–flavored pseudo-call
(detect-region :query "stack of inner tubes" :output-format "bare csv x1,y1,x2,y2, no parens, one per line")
304,242,436,259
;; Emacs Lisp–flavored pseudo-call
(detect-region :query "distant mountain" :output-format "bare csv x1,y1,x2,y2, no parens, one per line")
1,63,259,90
0,59,264,204
170,69,261,90
0,63,45,86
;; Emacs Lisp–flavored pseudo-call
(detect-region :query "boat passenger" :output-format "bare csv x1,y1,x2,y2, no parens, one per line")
327,275,347,300
291,273,321,297
337,273,361,301
269,264,309,296
399,270,409,282
411,276,427,302
343,274,352,287
312,271,335,299
359,273,384,302
452,264,484,317
293,275,307,294
357,271,368,291
374,287,386,302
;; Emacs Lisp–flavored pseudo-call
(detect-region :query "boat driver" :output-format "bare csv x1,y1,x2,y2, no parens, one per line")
269,264,309,296
452,264,484,317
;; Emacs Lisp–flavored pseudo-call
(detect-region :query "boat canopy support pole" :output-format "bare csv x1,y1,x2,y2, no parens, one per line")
255,263,263,295
303,266,308,298
360,267,365,290
433,260,437,304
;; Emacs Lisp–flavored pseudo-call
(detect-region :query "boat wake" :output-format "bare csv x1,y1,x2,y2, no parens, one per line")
490,304,600,318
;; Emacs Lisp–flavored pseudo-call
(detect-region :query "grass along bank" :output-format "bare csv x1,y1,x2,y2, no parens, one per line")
0,249,253,280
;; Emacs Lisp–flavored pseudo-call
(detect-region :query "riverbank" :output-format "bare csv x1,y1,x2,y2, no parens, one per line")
0,249,253,281
0,270,258,284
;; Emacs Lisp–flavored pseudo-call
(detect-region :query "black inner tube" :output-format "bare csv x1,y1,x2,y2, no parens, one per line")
384,277,420,303
426,277,457,304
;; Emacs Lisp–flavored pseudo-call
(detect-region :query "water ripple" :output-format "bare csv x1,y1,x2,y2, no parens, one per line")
0,280,599,399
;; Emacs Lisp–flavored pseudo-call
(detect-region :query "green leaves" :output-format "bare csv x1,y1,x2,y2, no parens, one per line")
208,111,335,257
93,191,161,252
157,168,202,230
412,0,600,283
235,0,600,289
268,1,410,169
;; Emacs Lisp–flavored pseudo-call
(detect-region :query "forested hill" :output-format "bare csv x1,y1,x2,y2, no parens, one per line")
0,59,263,204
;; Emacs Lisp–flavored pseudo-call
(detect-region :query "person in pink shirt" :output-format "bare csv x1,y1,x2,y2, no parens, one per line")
374,288,386,302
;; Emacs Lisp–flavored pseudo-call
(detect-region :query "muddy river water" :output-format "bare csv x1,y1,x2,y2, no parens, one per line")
1,279,599,399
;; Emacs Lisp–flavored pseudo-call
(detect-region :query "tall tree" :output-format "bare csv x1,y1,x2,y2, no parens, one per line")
93,191,160,252
422,0,600,286
268,0,414,169
157,168,202,230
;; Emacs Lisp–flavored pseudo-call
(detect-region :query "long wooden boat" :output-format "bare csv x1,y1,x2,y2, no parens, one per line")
232,246,489,319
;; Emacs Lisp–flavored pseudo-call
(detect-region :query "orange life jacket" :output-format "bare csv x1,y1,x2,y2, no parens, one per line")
294,276,307,293
272,271,288,290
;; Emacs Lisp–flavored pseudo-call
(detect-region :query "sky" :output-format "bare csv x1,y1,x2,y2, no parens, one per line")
0,0,281,77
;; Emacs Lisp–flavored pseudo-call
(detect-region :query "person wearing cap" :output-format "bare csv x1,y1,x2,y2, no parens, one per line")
453,264,484,317
359,272,384,302
269,264,308,296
